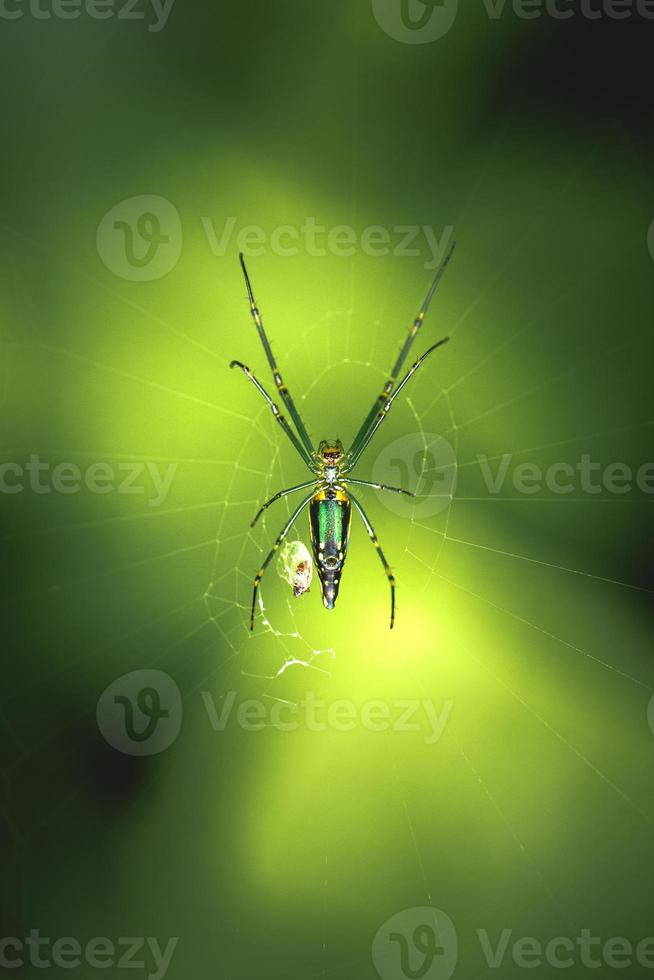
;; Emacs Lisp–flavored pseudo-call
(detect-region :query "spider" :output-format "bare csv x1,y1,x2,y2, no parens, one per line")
231,243,456,630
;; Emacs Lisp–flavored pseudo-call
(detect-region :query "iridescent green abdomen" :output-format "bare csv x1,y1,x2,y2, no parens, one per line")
309,489,352,609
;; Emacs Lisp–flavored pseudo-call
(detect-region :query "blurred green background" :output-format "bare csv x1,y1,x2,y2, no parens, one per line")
2,1,654,978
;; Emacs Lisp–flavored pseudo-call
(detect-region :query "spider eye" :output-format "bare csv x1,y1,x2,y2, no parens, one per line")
323,556,339,570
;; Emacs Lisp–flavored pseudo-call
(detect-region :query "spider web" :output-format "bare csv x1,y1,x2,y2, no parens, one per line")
194,241,654,972
200,253,653,707
2,129,654,978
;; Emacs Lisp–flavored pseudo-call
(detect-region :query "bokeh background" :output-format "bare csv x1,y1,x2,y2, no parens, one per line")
2,2,654,978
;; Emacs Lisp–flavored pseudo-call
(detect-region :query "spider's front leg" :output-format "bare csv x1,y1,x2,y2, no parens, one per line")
230,360,314,468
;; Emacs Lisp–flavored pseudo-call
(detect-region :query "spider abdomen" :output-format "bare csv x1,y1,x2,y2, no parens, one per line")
309,489,352,609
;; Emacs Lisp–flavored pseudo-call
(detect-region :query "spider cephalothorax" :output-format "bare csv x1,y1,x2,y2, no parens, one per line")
317,440,344,464
231,244,455,629
315,440,346,481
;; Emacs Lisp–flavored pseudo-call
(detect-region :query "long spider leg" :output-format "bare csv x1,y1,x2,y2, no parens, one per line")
345,337,450,471
250,492,315,630
348,240,456,462
250,480,319,527
348,491,396,629
230,360,316,470
345,479,415,497
239,253,315,456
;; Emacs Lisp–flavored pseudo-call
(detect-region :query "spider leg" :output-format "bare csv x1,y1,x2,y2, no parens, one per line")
250,480,318,527
239,254,314,456
348,491,396,629
345,337,450,471
230,360,315,470
345,479,415,497
348,240,456,462
250,491,315,630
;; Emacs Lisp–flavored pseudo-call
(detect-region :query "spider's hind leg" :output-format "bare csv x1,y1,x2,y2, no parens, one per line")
348,492,396,629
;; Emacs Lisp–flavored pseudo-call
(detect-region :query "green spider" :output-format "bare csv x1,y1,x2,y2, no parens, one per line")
231,243,456,630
